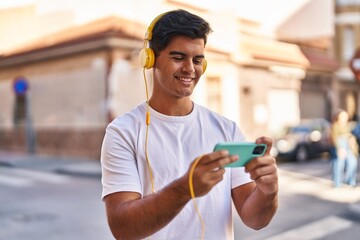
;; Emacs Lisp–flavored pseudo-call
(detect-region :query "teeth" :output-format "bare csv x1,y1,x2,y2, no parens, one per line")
178,77,192,82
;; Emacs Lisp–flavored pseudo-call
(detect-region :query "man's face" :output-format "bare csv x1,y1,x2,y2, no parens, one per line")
152,35,206,100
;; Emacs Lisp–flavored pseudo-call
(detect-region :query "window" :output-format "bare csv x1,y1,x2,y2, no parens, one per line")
207,77,222,113
343,26,355,63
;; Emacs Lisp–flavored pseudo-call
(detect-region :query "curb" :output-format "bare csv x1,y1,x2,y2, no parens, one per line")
55,163,102,178
0,152,101,178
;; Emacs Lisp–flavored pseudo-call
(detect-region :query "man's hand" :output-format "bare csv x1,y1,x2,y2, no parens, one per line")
184,150,238,197
244,136,278,195
232,136,278,230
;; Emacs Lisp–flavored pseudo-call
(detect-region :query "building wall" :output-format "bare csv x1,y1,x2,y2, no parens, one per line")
197,60,303,141
0,50,109,129
334,0,360,119
335,1,360,68
108,55,149,118
0,50,111,159
238,67,301,139
300,73,334,120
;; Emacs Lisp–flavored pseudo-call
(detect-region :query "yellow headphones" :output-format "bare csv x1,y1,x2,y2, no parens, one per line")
139,12,207,73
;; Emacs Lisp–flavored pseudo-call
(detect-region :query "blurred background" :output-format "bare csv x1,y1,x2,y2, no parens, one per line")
1,0,360,159
1,0,360,239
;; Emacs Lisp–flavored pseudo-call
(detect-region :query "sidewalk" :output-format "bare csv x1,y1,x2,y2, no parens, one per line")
0,151,101,178
279,159,360,221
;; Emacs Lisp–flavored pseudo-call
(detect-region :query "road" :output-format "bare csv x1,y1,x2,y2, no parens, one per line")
234,159,360,240
1,156,360,240
0,166,113,240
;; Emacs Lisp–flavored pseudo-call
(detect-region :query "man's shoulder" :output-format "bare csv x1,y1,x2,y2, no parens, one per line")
195,103,236,124
108,104,145,129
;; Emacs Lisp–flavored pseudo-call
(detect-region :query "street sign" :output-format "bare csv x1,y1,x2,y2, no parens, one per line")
350,48,360,81
13,77,29,95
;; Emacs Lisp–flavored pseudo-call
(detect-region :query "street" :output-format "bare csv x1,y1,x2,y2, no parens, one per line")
1,155,360,240
0,166,113,240
234,159,360,240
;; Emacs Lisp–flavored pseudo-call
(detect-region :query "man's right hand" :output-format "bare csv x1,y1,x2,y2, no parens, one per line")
183,150,238,197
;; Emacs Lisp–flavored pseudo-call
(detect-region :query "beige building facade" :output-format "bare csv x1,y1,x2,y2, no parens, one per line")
334,0,360,120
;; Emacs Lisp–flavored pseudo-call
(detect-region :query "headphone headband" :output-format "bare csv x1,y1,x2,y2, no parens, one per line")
144,12,168,41
139,12,168,69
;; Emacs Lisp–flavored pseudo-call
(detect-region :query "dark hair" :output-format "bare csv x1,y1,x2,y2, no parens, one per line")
150,9,212,56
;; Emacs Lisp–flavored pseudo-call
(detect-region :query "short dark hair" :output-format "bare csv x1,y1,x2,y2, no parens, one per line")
150,9,212,56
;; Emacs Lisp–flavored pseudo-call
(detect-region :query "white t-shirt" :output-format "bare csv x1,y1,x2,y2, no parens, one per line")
101,102,252,240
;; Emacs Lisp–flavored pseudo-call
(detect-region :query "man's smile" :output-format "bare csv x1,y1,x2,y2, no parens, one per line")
176,76,195,83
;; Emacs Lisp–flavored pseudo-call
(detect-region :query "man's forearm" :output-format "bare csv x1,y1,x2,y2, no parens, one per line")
240,187,278,230
107,177,191,240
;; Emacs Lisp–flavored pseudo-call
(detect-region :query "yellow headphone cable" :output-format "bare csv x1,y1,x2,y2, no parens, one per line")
142,68,205,239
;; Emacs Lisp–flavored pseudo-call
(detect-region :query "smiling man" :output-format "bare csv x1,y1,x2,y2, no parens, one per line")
101,9,278,240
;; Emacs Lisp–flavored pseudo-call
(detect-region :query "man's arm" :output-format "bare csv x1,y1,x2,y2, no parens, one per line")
104,151,237,239
104,177,190,240
231,136,278,230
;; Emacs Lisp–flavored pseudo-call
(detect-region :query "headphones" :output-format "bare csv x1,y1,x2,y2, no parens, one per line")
139,12,207,73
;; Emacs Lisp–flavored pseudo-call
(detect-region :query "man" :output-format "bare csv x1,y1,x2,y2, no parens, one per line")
101,9,278,240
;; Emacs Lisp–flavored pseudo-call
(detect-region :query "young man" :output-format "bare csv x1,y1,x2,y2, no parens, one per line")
101,9,278,240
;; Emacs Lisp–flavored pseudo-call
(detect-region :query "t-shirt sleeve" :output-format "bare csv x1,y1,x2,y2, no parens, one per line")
100,124,142,199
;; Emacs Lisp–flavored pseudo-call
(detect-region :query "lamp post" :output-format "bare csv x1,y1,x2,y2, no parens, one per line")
13,77,36,154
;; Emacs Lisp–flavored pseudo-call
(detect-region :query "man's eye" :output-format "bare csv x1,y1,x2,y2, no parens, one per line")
172,56,183,61
194,59,202,65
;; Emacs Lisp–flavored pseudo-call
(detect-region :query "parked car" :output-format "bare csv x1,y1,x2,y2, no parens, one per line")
272,119,332,162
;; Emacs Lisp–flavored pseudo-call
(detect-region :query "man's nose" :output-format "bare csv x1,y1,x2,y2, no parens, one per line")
181,60,195,73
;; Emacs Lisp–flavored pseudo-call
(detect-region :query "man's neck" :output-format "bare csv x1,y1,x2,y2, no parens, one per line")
148,98,193,116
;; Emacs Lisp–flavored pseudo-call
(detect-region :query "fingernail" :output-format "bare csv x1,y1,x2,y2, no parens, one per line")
221,150,229,155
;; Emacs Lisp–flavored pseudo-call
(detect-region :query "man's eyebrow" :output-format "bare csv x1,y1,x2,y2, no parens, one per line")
169,51,205,59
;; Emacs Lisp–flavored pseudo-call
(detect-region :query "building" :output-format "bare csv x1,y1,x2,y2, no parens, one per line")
0,0,337,159
334,0,360,120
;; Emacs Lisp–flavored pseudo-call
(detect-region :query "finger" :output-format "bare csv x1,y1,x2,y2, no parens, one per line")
210,150,230,160
205,154,238,170
200,150,236,165
248,164,277,181
245,155,276,173
255,136,273,155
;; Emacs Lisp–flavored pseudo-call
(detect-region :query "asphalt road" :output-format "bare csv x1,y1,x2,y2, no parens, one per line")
234,159,360,240
0,166,113,240
1,153,360,240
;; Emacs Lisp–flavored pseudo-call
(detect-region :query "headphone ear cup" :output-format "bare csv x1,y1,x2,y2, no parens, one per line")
202,59,207,73
139,47,155,69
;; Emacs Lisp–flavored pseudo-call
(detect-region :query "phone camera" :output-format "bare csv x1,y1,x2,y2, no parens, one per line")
252,145,265,155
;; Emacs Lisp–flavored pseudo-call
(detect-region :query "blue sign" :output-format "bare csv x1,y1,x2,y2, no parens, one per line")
13,77,29,95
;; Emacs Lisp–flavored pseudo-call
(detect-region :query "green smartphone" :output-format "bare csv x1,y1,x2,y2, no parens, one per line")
213,142,267,167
